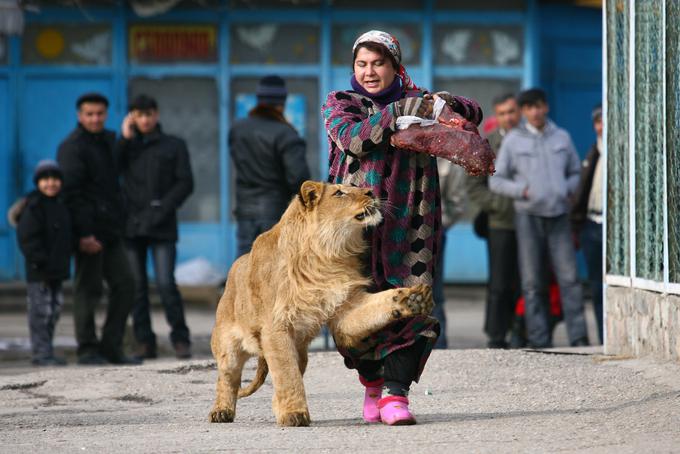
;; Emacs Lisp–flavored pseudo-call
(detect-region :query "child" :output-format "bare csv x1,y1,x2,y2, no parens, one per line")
16,160,72,366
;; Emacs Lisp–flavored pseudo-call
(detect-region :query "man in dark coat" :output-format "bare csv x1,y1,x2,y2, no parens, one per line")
57,92,140,365
229,75,311,256
117,94,194,360
465,93,522,348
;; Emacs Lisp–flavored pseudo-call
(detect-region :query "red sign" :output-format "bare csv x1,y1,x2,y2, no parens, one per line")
130,25,217,62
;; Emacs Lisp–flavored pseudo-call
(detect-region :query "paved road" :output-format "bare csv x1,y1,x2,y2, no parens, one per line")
1,349,678,453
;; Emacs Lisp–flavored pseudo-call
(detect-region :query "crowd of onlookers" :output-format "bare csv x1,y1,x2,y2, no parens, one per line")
466,88,603,349
12,92,195,366
9,76,603,368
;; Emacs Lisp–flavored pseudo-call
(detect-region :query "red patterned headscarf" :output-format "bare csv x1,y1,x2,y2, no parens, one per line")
352,30,419,91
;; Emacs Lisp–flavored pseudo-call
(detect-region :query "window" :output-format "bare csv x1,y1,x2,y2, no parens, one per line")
129,77,220,222
606,0,630,276
0,35,7,65
331,23,421,67
230,23,319,64
434,24,523,67
22,23,112,65
667,0,680,282
634,0,664,281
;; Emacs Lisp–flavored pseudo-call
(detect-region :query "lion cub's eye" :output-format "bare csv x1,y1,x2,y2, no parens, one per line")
333,190,345,197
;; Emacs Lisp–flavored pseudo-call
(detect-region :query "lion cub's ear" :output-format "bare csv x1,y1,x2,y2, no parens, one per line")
298,180,325,210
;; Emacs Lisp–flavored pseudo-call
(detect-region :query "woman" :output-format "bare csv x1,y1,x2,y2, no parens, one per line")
322,30,483,425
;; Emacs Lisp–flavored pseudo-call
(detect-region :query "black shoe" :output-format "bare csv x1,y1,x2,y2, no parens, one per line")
32,356,67,366
106,354,143,365
571,337,590,347
174,342,192,360
135,343,158,360
77,353,108,365
487,340,509,349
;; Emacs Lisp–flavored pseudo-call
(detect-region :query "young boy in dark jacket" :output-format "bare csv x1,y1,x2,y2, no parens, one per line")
16,160,72,366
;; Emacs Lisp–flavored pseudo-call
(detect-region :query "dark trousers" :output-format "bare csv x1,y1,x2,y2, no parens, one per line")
125,238,190,347
581,219,603,344
26,281,63,360
73,239,135,358
484,228,521,344
356,337,429,391
432,233,448,349
236,218,279,257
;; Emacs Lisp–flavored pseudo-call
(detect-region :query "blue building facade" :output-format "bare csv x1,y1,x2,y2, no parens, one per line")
0,0,602,282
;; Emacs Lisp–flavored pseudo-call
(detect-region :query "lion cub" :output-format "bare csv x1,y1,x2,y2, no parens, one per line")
209,181,433,427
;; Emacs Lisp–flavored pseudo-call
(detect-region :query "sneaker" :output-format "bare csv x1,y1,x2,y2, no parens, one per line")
377,395,416,426
174,342,192,360
77,353,108,365
359,377,383,423
32,356,67,367
487,339,509,349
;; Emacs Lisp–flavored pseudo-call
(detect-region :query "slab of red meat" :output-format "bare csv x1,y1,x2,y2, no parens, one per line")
390,105,496,176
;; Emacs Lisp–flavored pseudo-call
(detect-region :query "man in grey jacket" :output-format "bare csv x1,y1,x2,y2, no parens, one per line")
230,75,311,256
489,88,588,348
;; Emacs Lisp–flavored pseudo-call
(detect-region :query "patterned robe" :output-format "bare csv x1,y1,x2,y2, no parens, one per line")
323,89,441,290
322,88,443,374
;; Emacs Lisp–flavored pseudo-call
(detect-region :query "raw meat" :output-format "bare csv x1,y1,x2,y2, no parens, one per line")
390,104,496,176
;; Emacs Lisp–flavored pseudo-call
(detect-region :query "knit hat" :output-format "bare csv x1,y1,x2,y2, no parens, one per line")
33,159,62,185
352,30,418,91
256,75,287,106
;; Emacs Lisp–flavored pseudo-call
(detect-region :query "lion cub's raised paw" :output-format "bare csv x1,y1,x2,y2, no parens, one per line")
209,408,235,423
390,284,434,319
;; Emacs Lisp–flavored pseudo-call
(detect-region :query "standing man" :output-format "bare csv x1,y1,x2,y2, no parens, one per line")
57,93,140,365
229,75,310,256
117,94,194,360
570,105,604,344
489,88,588,348
466,93,522,348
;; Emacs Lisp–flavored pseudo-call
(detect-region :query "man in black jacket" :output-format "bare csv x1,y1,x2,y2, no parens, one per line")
229,75,311,256
118,94,194,360
57,92,140,365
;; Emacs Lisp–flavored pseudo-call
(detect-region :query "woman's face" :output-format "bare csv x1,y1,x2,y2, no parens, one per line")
353,47,397,94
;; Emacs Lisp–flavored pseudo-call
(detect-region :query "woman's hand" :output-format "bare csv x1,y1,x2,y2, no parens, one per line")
435,91,484,125
393,97,434,119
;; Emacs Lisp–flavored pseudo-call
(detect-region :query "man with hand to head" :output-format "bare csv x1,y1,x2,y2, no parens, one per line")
117,94,194,360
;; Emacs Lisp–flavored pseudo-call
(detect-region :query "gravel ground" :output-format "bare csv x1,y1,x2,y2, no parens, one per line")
1,350,678,453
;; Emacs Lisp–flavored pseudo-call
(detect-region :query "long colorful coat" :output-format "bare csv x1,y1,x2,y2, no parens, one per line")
322,88,443,372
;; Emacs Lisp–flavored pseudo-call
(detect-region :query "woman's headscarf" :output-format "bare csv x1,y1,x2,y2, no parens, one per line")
352,30,418,92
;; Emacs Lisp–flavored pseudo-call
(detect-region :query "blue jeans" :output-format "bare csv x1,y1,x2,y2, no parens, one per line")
581,219,603,344
237,218,280,257
515,213,588,347
125,239,190,347
432,233,448,349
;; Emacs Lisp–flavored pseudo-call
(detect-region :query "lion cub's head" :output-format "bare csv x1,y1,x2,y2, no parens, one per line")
297,181,382,227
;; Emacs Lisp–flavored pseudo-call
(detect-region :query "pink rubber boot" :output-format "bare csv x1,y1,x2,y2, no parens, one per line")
359,376,383,423
377,395,416,426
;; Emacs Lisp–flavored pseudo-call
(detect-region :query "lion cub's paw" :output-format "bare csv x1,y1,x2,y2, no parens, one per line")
391,284,434,319
277,411,311,427
209,408,235,423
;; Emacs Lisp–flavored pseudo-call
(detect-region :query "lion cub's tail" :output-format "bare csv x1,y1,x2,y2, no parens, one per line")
237,356,268,398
